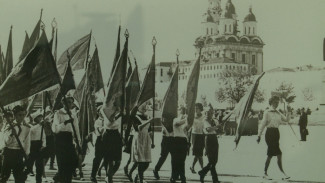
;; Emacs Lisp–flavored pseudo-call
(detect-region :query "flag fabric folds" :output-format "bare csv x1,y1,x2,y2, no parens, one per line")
4,27,13,78
52,60,76,110
134,51,155,110
56,33,91,76
161,65,179,132
0,31,60,106
185,56,201,127
234,72,265,147
78,47,104,143
0,46,4,84
103,37,128,120
107,26,121,86
19,20,41,62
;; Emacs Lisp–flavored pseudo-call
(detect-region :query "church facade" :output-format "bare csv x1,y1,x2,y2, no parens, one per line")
156,0,264,83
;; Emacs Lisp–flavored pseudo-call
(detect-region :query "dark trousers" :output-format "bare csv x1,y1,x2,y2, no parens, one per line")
154,136,172,172
200,135,219,182
300,126,307,141
0,148,26,183
47,135,56,166
138,162,149,181
27,141,44,183
55,132,78,183
170,137,187,182
91,136,105,178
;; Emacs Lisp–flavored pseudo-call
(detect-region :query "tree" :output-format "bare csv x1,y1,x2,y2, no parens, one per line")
215,69,264,106
273,82,296,112
302,87,315,102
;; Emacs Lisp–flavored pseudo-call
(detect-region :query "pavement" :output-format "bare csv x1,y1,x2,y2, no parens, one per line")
6,125,325,183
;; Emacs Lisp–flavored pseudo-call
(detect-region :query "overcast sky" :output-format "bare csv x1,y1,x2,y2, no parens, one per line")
1,0,325,83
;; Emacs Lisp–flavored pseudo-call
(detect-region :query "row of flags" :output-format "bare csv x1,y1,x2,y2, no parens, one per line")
0,9,264,148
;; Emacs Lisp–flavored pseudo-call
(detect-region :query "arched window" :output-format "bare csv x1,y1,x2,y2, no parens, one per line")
207,28,209,35
211,28,213,34
253,27,255,34
225,24,227,32
229,24,231,32
249,27,251,34
226,65,228,69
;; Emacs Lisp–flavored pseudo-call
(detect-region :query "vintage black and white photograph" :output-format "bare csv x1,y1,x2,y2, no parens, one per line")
0,0,324,182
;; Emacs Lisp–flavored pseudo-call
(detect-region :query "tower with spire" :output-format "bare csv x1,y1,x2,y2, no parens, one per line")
195,0,264,74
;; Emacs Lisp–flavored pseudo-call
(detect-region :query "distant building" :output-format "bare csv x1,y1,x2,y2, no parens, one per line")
156,0,264,82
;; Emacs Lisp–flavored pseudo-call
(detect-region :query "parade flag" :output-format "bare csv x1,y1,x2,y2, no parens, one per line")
0,46,4,84
126,65,140,113
234,72,265,147
4,26,13,78
107,25,121,86
56,33,91,76
19,17,41,62
134,50,155,110
161,65,179,132
19,32,31,62
186,55,201,127
103,36,128,120
52,60,76,110
0,31,60,106
126,57,133,81
74,47,104,103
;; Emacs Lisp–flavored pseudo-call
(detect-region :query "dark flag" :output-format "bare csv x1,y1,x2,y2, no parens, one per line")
4,26,13,78
124,63,141,140
56,33,91,76
134,49,156,109
103,35,128,120
107,25,121,86
126,57,133,81
74,47,104,104
19,32,31,62
234,72,265,147
0,31,60,106
19,19,41,62
0,46,4,84
186,56,201,127
52,60,76,110
161,65,179,132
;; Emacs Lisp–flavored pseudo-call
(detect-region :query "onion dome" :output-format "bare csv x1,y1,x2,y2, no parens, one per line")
244,7,256,22
206,10,214,22
224,0,236,19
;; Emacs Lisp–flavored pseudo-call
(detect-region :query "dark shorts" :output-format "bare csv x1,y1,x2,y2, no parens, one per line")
192,134,205,156
265,128,282,156
103,129,122,161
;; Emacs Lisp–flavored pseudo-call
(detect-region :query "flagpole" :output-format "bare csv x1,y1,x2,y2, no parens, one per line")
0,105,28,160
151,37,157,148
121,29,129,141
48,38,82,152
85,30,92,69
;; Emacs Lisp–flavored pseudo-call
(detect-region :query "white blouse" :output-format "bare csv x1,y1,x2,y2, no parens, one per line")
173,115,187,138
258,109,288,136
192,114,205,134
30,124,46,147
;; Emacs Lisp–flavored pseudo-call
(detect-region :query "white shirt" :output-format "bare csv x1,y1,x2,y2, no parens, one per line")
2,120,31,155
258,109,288,136
52,108,81,145
173,115,187,138
192,114,205,134
30,124,46,147
102,109,121,131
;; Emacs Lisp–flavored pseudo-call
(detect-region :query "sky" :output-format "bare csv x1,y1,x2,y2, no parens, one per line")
1,0,325,83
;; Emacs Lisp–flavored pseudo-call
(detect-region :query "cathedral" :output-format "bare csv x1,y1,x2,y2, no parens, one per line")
156,0,264,83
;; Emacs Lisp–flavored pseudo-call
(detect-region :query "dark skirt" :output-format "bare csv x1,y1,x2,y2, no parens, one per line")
123,135,133,154
265,128,282,156
205,134,219,163
103,129,122,161
192,133,205,156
